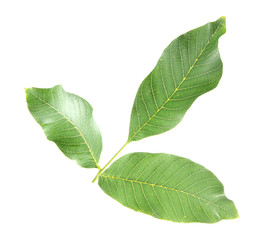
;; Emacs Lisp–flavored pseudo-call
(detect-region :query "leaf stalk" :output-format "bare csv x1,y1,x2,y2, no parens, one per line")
92,140,129,183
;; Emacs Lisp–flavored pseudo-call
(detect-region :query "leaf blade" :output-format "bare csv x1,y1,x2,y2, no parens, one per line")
128,17,226,141
25,85,102,168
98,152,238,223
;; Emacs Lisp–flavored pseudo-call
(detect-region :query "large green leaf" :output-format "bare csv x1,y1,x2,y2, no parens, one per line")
25,85,102,169
98,152,238,223
128,17,226,142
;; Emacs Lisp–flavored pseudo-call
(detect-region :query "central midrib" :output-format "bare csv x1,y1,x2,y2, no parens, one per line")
100,174,235,216
128,20,224,141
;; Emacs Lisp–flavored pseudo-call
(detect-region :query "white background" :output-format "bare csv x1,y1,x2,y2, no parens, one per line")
0,0,258,239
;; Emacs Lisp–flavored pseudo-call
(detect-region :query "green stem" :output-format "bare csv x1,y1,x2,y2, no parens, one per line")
92,140,129,183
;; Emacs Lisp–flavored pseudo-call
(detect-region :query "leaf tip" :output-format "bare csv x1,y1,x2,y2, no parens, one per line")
233,207,240,219
226,200,239,221
24,88,32,100
220,16,226,22
218,16,226,33
220,16,226,27
53,84,63,89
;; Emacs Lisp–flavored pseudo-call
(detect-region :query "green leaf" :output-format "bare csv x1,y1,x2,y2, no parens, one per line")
128,17,226,142
25,85,102,169
98,152,238,223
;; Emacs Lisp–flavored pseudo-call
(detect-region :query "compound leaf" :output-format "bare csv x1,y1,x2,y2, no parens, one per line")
25,85,102,169
128,17,226,142
99,152,238,223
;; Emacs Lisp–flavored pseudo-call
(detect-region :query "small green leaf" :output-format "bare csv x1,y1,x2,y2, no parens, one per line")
25,85,102,169
128,17,226,142
98,152,238,223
